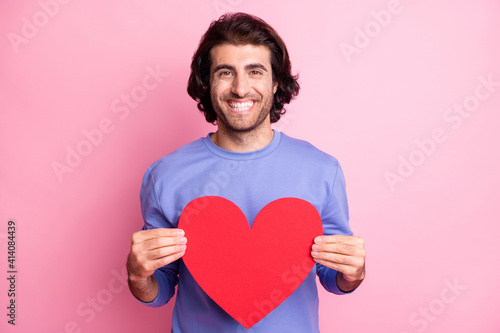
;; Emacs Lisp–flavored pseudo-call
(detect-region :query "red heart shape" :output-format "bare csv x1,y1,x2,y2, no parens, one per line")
178,196,323,328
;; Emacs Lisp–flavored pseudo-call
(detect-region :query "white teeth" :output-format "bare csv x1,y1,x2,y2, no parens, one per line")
228,101,254,111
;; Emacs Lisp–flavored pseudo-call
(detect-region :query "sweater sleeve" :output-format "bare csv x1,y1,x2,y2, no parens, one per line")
137,163,179,307
316,159,355,295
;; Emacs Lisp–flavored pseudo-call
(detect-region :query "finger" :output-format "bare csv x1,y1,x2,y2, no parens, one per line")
133,228,185,242
145,228,185,237
146,243,187,260
150,250,186,271
136,250,186,275
311,251,358,266
314,235,365,247
128,241,186,277
143,236,187,251
313,259,361,279
312,243,364,257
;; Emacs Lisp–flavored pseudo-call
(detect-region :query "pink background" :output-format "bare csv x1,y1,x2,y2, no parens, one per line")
1,0,499,332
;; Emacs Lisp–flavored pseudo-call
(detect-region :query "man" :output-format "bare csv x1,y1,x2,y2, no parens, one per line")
127,12,366,332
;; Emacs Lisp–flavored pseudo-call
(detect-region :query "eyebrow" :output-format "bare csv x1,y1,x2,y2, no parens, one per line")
213,63,269,73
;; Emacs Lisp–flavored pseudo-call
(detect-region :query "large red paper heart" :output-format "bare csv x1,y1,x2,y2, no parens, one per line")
178,196,323,329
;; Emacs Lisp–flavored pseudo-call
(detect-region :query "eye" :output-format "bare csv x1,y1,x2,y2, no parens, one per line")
219,71,233,77
250,70,262,75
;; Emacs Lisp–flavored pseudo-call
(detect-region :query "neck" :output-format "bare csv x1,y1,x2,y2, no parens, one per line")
211,125,274,152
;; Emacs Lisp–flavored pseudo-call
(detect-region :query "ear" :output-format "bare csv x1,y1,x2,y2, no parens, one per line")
273,81,278,94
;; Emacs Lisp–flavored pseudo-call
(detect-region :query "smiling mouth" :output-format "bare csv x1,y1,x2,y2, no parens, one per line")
227,101,255,112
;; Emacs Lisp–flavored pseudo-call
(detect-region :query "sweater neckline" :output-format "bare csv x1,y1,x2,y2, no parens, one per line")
202,129,281,160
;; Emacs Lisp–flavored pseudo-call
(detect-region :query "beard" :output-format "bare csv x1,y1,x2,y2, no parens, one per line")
210,91,274,134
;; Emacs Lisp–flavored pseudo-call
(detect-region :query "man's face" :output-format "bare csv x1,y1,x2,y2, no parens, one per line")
209,43,278,133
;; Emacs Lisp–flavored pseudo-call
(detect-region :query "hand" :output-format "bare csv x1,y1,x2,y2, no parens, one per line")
127,228,187,282
311,235,366,290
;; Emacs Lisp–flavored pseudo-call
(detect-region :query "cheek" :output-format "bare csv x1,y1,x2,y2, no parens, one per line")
259,77,276,93
211,80,231,98
255,82,275,99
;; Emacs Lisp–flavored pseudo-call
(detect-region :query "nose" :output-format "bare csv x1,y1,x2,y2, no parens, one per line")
230,74,250,97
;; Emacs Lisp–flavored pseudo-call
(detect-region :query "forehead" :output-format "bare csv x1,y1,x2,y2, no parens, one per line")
209,44,272,71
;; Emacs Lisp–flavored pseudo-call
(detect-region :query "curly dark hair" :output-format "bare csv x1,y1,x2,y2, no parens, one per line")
187,12,300,124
